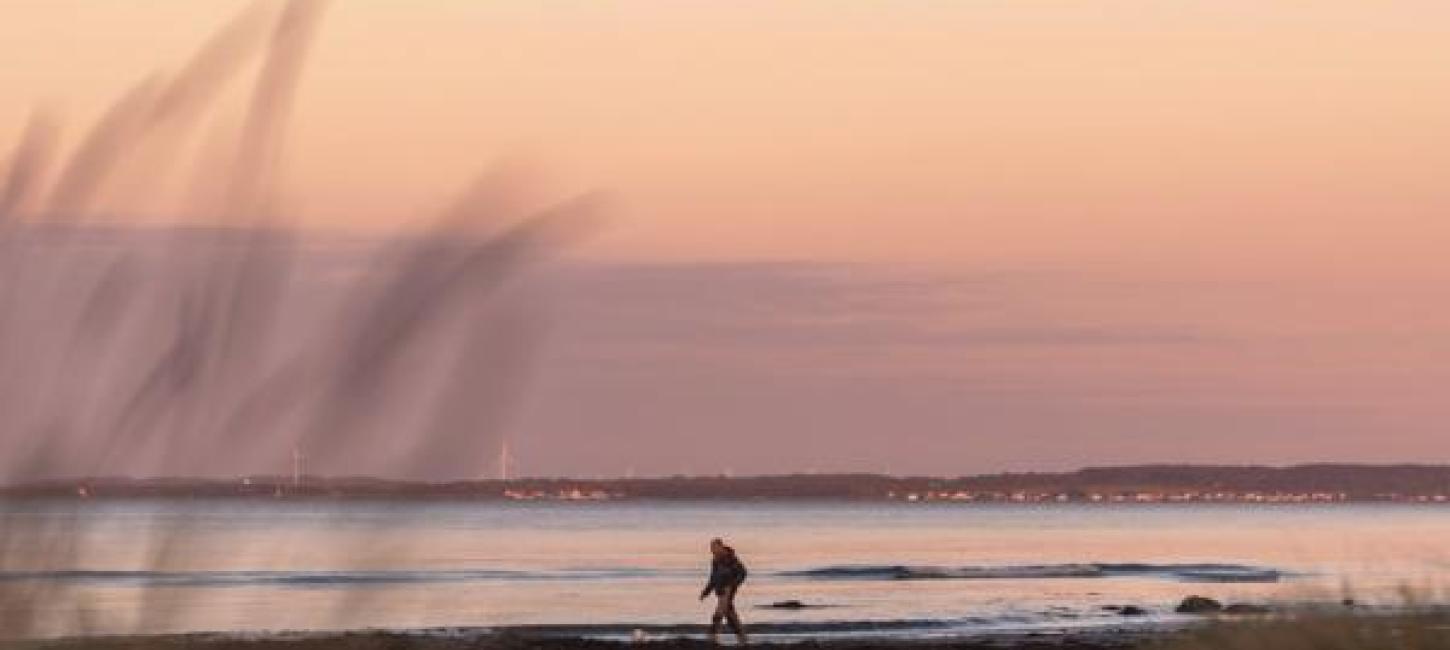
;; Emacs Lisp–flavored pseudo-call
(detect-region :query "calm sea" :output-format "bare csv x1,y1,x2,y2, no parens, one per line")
1,500,1446,639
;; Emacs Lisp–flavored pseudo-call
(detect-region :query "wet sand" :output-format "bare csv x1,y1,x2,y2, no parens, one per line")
24,611,1450,650
24,626,1168,650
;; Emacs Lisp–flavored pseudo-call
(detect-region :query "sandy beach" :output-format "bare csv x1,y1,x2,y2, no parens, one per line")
24,627,1165,650
27,610,1450,650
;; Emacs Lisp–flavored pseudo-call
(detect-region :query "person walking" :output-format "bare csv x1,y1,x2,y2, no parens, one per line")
699,537,748,644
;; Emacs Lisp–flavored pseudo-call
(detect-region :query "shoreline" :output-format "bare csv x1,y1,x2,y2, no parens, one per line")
8,464,1450,504
25,624,1182,650
20,608,1450,649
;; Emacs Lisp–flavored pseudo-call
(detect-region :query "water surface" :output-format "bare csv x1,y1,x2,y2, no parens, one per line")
2,500,1445,638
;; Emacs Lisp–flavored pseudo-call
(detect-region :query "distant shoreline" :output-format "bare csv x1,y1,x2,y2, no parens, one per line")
5,464,1450,503
3,494,1450,505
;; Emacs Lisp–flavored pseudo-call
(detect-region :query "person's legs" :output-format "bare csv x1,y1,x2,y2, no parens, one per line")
710,588,728,643
724,592,747,644
716,585,745,644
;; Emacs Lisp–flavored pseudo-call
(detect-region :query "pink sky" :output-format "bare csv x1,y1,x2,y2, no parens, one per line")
1,1,1447,477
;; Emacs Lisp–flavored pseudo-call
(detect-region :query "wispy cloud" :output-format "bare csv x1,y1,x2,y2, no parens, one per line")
538,261,1215,362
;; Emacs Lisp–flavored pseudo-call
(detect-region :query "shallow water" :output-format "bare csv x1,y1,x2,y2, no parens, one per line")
1,500,1446,638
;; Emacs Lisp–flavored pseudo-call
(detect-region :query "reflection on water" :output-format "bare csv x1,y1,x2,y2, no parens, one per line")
1,500,1445,637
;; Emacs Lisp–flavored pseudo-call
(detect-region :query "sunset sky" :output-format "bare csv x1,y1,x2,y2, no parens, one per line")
2,1,1448,477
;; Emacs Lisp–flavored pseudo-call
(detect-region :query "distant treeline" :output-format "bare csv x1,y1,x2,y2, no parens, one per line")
5,464,1450,501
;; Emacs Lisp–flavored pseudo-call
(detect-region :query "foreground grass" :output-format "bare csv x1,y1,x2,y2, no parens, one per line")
1156,612,1450,650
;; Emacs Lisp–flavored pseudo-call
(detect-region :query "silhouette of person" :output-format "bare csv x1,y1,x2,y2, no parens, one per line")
699,537,748,644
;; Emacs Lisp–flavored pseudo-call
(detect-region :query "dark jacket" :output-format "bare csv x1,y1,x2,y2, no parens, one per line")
701,547,748,597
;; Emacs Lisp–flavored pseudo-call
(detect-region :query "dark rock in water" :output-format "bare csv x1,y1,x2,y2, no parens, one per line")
766,600,808,609
1175,595,1224,614
1118,606,1148,617
1101,605,1123,611
1223,603,1271,614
